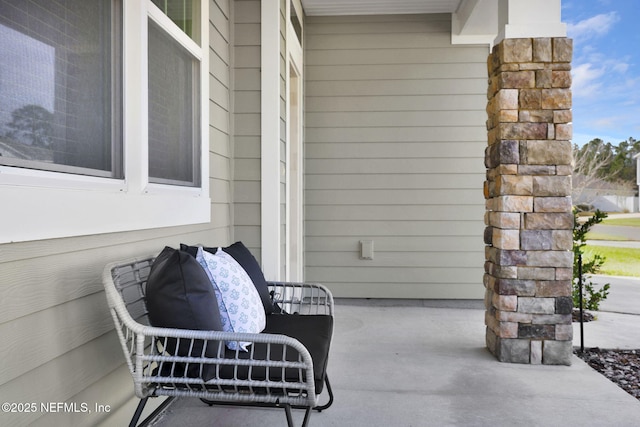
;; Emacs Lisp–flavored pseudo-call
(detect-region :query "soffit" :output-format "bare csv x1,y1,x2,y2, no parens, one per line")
299,0,462,16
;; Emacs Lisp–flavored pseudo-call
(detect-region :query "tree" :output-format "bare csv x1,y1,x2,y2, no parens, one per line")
573,137,639,206
572,139,616,206
5,104,54,147
610,137,640,183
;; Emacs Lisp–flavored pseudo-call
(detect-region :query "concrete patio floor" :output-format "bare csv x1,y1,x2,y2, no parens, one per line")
148,297,640,427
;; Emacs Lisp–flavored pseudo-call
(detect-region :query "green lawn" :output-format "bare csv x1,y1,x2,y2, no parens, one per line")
583,246,640,277
601,217,640,227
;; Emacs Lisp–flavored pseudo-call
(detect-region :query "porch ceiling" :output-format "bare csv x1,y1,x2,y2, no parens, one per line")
300,0,498,45
300,0,462,16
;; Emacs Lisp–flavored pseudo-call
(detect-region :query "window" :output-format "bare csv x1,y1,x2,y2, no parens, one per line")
151,0,200,42
0,0,209,243
148,19,200,186
0,0,122,177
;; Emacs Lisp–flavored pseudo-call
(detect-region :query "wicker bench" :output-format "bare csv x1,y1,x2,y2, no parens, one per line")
103,255,334,427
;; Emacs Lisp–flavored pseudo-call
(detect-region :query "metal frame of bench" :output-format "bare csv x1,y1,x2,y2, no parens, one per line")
103,256,334,427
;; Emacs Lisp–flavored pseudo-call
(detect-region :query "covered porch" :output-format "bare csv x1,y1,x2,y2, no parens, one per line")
147,300,640,426
0,0,581,426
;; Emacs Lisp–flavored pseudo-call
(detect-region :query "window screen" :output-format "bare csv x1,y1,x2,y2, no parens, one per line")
0,0,122,177
147,19,200,186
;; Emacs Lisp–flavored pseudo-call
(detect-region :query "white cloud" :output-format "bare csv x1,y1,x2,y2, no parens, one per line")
572,63,605,97
572,58,633,99
567,12,619,41
593,117,617,128
612,62,629,73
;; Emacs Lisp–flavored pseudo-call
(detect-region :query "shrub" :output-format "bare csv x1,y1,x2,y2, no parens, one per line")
573,208,610,311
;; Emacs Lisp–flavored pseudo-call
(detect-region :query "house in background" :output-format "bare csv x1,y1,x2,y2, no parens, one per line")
0,0,574,425
573,177,638,213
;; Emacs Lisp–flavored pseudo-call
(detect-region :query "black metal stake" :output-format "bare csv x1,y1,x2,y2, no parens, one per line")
579,252,584,353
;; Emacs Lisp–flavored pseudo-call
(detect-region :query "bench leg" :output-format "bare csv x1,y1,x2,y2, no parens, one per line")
284,404,294,427
284,404,312,427
314,374,334,412
301,406,312,427
129,397,148,427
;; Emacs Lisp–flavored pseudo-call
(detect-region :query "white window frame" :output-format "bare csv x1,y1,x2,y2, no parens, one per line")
0,0,210,244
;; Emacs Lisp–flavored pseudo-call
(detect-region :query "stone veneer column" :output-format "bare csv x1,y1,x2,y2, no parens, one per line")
484,38,574,365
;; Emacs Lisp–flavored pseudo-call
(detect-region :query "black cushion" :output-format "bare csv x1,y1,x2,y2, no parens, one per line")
216,314,333,393
181,241,275,314
146,247,222,379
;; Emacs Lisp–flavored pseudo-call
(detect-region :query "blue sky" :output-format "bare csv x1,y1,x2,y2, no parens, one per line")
562,0,640,146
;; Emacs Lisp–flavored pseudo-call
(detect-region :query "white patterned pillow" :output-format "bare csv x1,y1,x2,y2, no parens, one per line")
196,247,266,351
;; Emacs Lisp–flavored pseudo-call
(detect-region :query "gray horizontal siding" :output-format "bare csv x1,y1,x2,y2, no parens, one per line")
233,0,262,257
306,158,485,175
304,13,487,299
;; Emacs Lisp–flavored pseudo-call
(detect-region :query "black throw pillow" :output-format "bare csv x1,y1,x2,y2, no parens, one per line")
146,247,222,379
180,241,275,314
